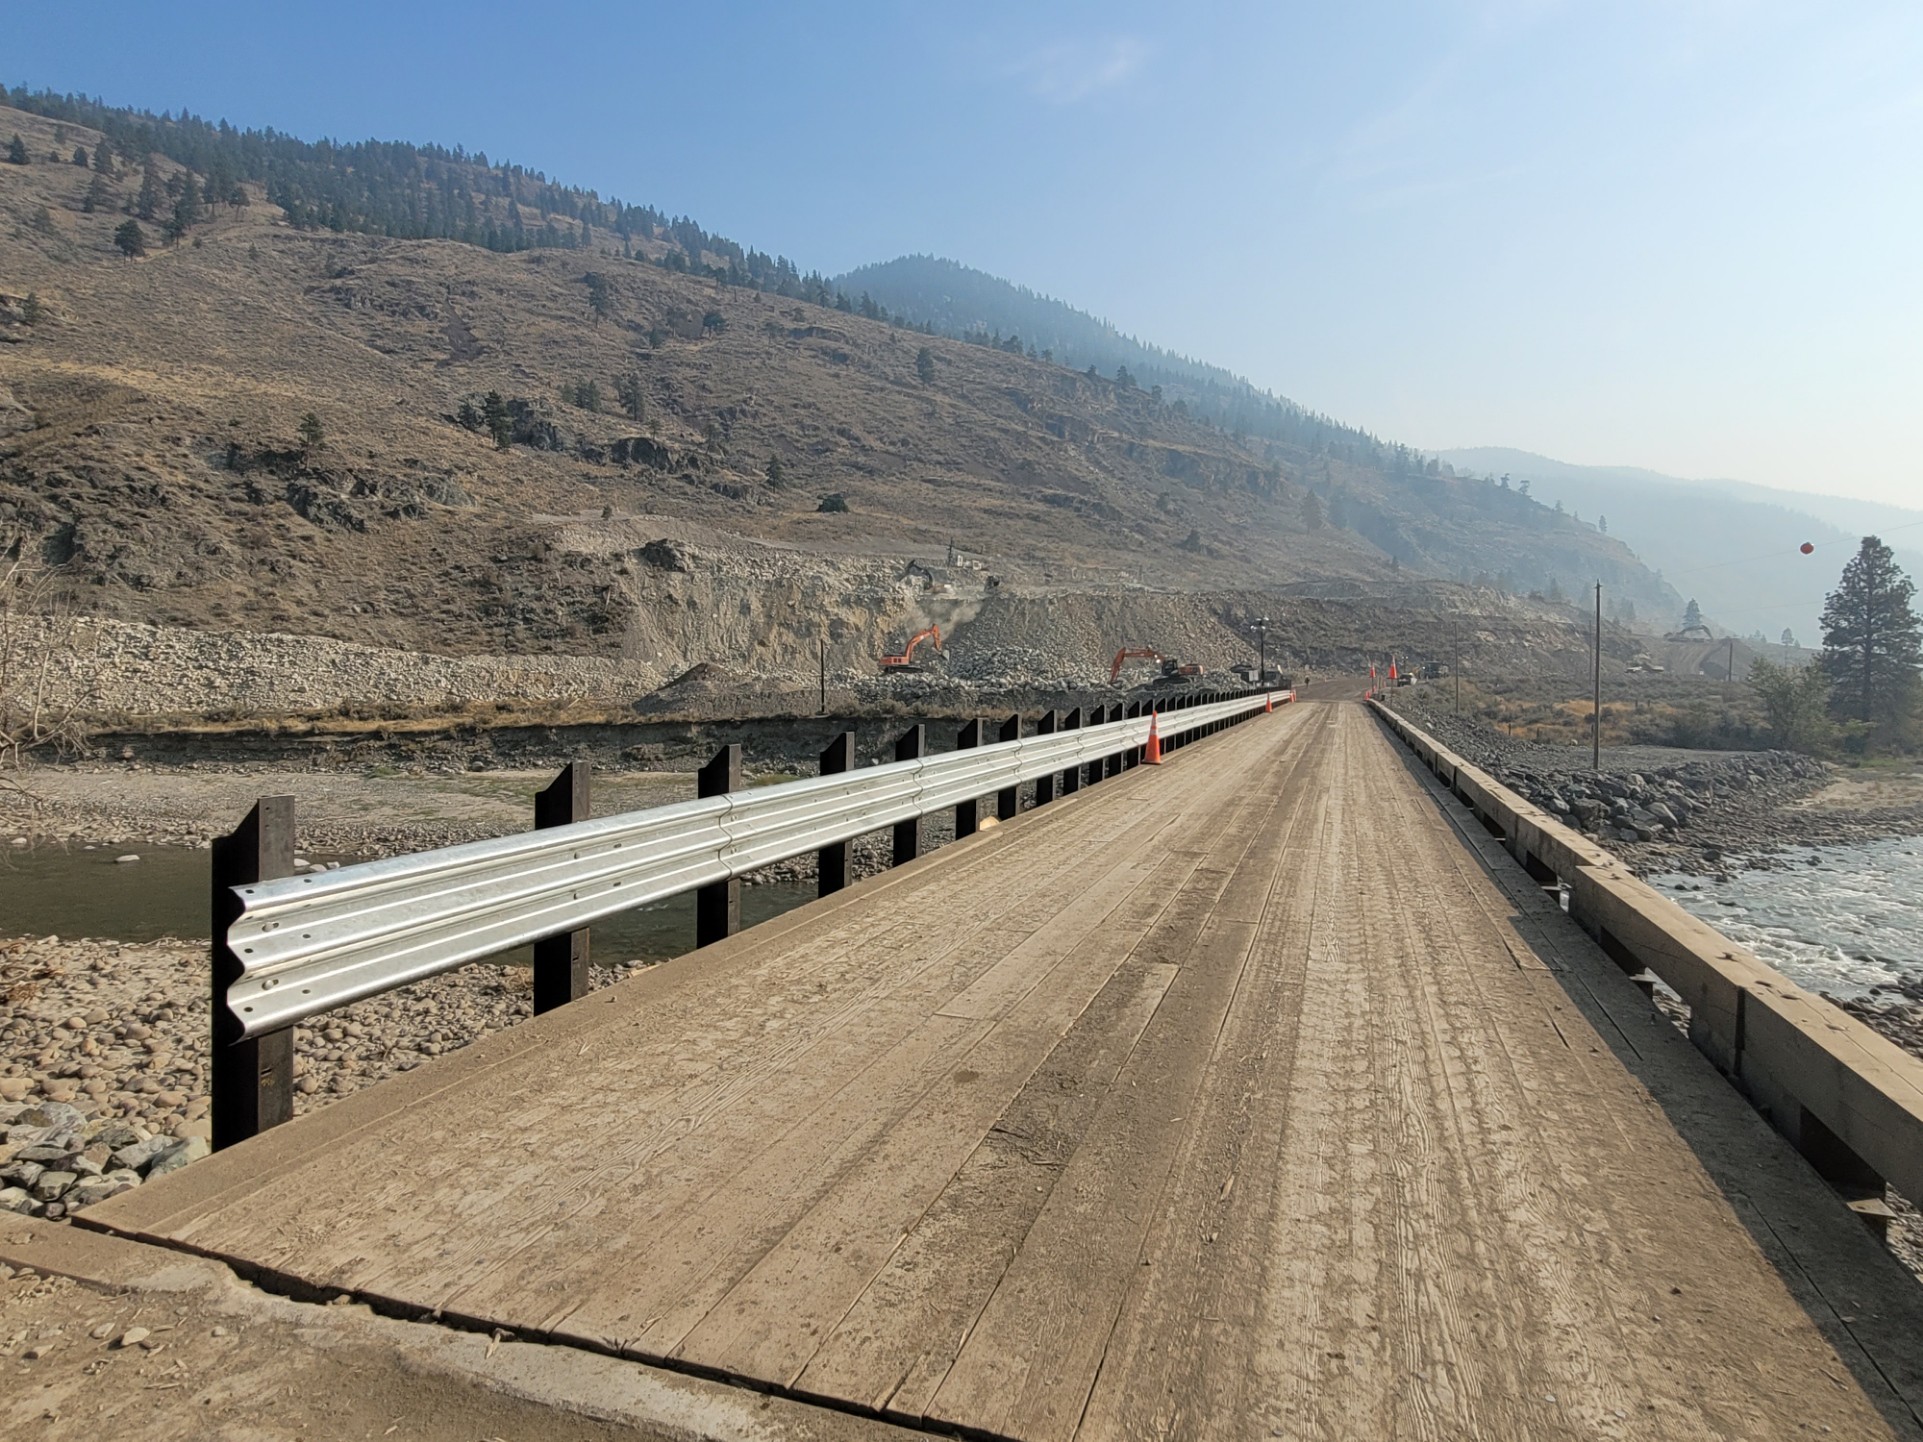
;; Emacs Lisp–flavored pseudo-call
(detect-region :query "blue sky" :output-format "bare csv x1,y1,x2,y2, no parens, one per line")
11,0,1922,506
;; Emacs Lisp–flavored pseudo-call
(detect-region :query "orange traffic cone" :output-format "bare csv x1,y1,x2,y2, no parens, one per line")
1264,691,1273,713
1144,711,1164,764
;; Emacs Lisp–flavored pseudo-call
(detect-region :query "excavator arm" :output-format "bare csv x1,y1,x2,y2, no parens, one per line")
1110,646,1166,686
880,624,943,670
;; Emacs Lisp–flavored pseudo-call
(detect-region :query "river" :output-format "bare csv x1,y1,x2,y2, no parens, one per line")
1653,836,1923,1001
0,845,816,965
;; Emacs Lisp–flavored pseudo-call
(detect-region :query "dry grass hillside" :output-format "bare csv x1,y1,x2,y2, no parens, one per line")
0,101,1666,709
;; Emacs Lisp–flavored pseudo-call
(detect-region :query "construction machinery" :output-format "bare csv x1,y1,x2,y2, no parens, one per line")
1110,647,1167,686
1110,647,1205,687
879,624,943,672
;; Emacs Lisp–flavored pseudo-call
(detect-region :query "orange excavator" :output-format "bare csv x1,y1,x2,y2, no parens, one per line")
879,624,943,671
1110,647,1203,686
1110,646,1166,686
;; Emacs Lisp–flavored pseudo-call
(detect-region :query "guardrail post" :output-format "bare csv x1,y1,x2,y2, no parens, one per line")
894,724,926,864
1124,702,1141,769
997,714,1021,820
696,745,742,946
211,796,296,1151
955,718,984,838
1035,711,1058,806
819,730,855,895
532,762,594,1013
1104,705,1125,778
1061,707,1082,795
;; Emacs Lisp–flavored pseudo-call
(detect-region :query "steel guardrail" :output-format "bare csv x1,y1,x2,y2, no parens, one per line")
222,692,1280,1036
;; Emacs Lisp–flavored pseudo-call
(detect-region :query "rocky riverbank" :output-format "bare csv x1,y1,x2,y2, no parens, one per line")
1391,699,1923,873
0,933,648,1222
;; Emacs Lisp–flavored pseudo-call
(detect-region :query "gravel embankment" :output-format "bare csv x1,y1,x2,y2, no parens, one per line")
0,934,648,1223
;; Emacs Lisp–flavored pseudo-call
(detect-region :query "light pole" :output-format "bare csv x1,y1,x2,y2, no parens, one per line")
1254,616,1269,686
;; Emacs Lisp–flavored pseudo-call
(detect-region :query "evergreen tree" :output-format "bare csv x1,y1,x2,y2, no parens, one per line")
1781,628,1796,649
92,140,114,175
83,173,111,213
135,159,162,220
764,455,786,488
166,174,201,239
113,219,146,257
1682,598,1703,631
71,144,88,167
1300,490,1324,531
483,390,512,450
20,293,43,327
297,412,326,455
6,135,27,165
915,346,936,384
583,271,612,324
1598,515,1608,534
615,372,645,421
1818,535,1922,740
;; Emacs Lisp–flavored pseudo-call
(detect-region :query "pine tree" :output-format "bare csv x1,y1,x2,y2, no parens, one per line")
1682,598,1703,631
93,140,115,175
615,372,645,422
764,455,786,488
297,412,326,455
72,145,88,167
1300,490,1324,531
483,391,512,450
113,219,146,257
583,271,612,324
1819,535,1922,740
135,160,162,220
166,174,201,239
83,173,112,213
6,135,27,165
915,346,936,384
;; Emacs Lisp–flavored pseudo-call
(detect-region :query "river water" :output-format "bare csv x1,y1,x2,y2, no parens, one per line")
1652,836,1923,1001
0,845,816,965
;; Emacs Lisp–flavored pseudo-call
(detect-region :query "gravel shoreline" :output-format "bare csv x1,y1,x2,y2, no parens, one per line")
0,933,652,1222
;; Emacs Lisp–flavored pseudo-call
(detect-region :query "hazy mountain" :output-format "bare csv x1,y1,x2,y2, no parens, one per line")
1437,447,1923,644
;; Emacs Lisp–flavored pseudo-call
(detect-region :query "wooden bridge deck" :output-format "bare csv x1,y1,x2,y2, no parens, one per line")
86,703,1923,1440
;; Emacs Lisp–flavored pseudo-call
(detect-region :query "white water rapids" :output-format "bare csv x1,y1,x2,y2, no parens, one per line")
1653,836,1923,1001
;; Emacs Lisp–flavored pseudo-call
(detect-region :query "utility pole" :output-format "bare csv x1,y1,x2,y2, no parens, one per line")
1593,580,1603,772
1453,626,1461,716
1727,634,1736,694
1255,615,1270,686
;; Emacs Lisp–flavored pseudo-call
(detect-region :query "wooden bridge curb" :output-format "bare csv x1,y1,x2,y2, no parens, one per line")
1369,699,1923,1222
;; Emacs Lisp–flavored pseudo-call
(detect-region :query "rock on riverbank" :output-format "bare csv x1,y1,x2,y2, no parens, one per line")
0,934,642,1222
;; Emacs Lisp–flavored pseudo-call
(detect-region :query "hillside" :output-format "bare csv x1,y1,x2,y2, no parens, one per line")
1,95,1676,713
1439,447,1923,643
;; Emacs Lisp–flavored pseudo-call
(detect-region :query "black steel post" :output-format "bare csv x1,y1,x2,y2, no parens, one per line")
955,718,984,838
818,730,855,895
533,762,593,1013
1061,707,1082,795
696,745,742,946
894,724,925,865
1034,710,1058,806
211,796,296,1151
997,713,1021,820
